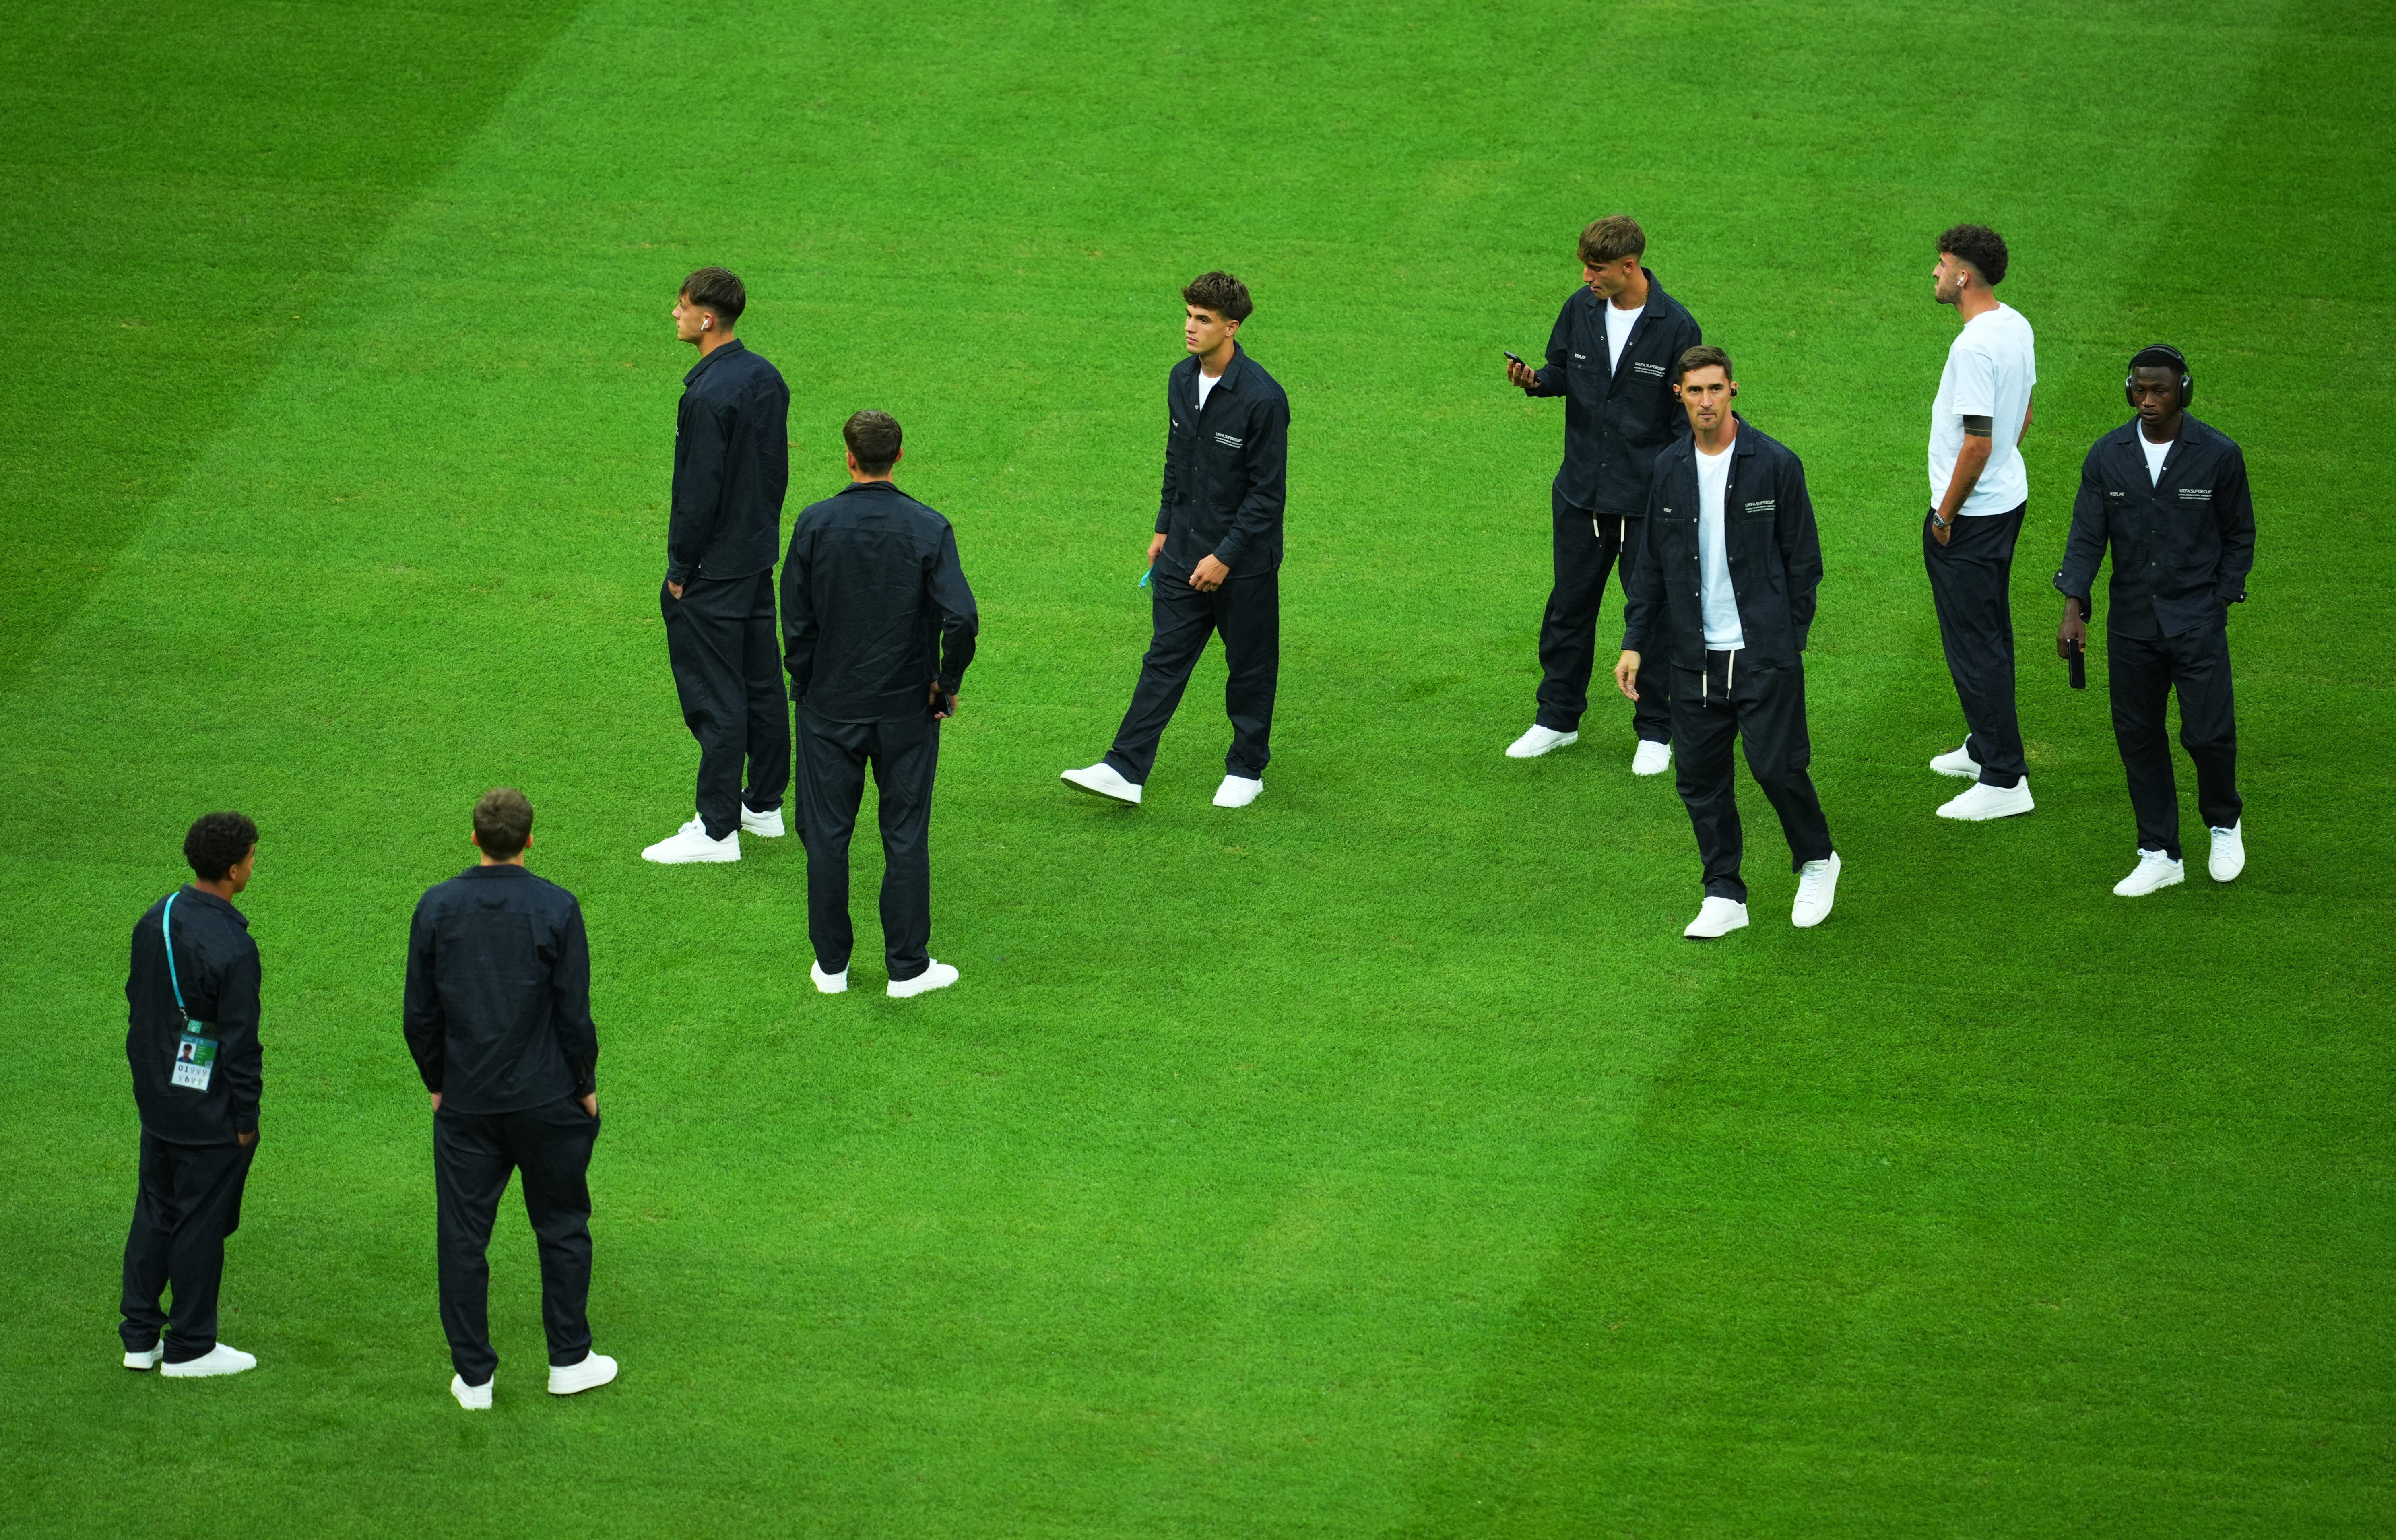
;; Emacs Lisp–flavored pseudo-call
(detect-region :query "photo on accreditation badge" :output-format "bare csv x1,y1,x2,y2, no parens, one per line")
8,5,2376,1538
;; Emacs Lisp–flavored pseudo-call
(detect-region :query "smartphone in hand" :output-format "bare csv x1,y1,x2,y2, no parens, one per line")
2068,638,2086,690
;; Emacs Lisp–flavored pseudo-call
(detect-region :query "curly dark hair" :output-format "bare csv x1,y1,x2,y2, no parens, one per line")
1182,270,1253,323
1937,224,2009,286
184,811,258,882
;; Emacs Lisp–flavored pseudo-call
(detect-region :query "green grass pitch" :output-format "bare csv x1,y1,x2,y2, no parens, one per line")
3,0,2390,1534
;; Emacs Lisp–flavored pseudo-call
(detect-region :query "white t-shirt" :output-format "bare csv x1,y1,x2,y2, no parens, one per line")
1195,368,1224,411
1695,438,1746,650
1927,302,2036,516
2140,429,2173,484
1604,300,1640,374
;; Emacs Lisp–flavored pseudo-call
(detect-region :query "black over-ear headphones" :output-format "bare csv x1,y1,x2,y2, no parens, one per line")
2124,343,2193,410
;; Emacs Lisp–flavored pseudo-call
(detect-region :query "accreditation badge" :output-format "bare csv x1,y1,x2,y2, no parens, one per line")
171,1022,217,1092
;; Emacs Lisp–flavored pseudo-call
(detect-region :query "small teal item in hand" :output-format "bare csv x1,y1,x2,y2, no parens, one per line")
1139,567,1151,588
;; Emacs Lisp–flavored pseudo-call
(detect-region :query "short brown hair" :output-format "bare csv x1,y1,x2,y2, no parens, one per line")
1182,270,1253,323
1676,344,1734,384
1936,225,2008,286
1577,215,1647,266
679,266,746,324
473,787,534,860
844,411,903,475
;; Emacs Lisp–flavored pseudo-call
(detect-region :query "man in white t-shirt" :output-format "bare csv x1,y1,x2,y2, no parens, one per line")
1921,224,2038,822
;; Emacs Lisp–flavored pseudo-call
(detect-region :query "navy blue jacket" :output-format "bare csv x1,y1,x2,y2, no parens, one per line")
1622,419,1822,672
782,480,979,723
2054,415,2255,639
403,865,597,1116
1523,272,1703,514
1157,345,1290,578
667,339,790,586
126,887,262,1145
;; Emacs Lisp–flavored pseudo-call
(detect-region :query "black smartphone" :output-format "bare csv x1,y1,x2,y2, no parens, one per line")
2068,638,2086,690
1504,350,1529,368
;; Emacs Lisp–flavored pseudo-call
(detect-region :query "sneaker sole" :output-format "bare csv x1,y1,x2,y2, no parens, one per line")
642,849,741,863
1937,801,2034,822
1061,774,1140,806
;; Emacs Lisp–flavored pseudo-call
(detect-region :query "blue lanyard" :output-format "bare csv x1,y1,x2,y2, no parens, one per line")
162,892,188,1020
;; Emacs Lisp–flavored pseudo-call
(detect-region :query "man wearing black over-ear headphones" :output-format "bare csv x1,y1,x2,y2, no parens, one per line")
2053,345,2255,897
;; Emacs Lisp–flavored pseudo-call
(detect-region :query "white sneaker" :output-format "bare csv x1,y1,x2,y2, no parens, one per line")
642,818,739,863
549,1352,617,1396
2113,849,2185,897
1929,743,1982,779
1060,762,1142,805
888,960,959,999
810,960,848,994
1791,852,1841,928
1684,896,1750,939
123,1342,163,1371
1631,739,1671,776
451,1373,492,1410
1505,724,1578,759
1213,774,1263,808
1937,780,2035,821
160,1343,256,1378
741,805,786,837
2209,822,2246,882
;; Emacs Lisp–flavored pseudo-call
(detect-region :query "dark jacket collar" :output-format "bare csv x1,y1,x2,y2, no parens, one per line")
836,479,907,499
176,885,249,925
683,336,748,386
1183,344,1249,397
2108,414,2204,452
460,864,532,881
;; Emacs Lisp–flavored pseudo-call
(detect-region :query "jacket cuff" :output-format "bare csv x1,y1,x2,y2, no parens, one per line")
235,1110,259,1135
1154,511,1172,535
1212,537,1244,569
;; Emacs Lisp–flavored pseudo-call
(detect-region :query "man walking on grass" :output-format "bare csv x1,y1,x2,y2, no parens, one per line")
1921,224,2039,821
120,811,264,1379
782,412,978,999
2055,344,2254,897
406,788,616,1409
1616,348,1839,938
1505,215,1703,774
1061,271,1290,810
644,266,795,865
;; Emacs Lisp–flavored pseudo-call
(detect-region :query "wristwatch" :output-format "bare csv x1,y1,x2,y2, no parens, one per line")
1929,506,1952,531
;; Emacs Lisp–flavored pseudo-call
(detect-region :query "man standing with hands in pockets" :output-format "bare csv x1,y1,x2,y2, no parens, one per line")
644,266,794,864
120,811,265,1379
406,788,615,1410
1921,224,2039,820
